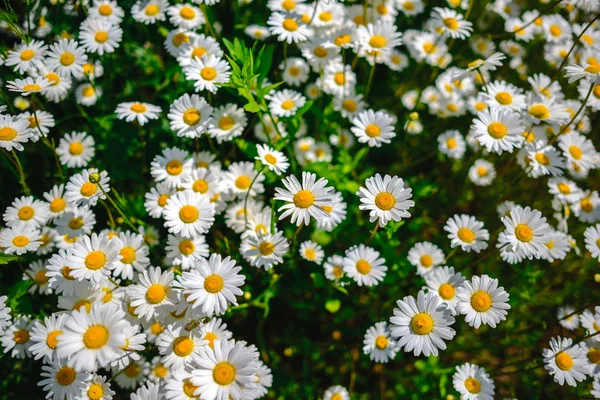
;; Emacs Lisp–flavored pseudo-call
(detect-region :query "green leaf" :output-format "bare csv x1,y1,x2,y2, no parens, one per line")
325,299,341,313
0,254,18,265
244,102,261,113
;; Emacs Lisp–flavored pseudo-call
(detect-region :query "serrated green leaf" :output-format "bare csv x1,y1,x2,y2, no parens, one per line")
0,254,18,265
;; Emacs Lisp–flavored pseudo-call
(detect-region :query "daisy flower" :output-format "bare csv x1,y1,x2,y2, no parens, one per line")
256,144,289,175
468,159,496,186
112,231,151,280
163,369,199,399
299,240,324,264
471,107,524,154
190,339,259,399
156,324,204,370
267,12,310,44
342,244,387,286
245,24,271,41
18,110,55,141
165,233,209,270
268,89,306,117
131,0,168,24
167,3,204,29
144,182,176,219
80,18,123,55
222,161,265,199
274,172,334,226
316,190,347,232
177,33,223,67
29,313,67,363
356,20,403,59
363,321,397,363
89,0,125,23
242,231,290,270
431,7,473,39
38,362,90,400
0,114,33,151
3,195,49,229
1,315,34,358
350,109,396,147
407,242,445,276
524,141,565,178
5,39,48,74
389,290,456,357
131,382,162,400
558,131,597,170
323,386,350,400
127,266,176,321
0,296,11,335
46,39,88,78
526,96,569,126
557,306,580,331
65,168,110,208
452,363,495,400
150,147,194,188
46,249,81,296
481,80,526,110
0,225,42,255
179,253,245,316
543,336,588,387
67,233,120,283
424,266,465,315
444,214,489,253
167,93,213,138
54,207,96,239
163,190,216,237
57,302,128,372
115,101,161,126
465,52,505,73
200,318,233,350
207,103,247,143
6,76,52,96
76,83,102,106
324,255,345,282
584,224,600,261
438,130,467,159
565,63,600,83
357,173,414,227
80,374,115,400
183,54,231,94
500,206,550,259
456,274,510,329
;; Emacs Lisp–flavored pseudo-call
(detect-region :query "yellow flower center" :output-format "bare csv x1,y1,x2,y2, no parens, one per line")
200,67,217,81
465,377,481,394
204,274,224,293
534,153,550,165
191,47,207,59
375,335,388,349
443,17,458,30
581,198,594,213
180,6,196,19
515,223,533,242
94,32,109,43
145,4,160,16
420,254,433,267
281,99,295,110
119,246,136,264
158,194,170,207
334,34,352,46
588,348,600,364
12,235,29,247
213,362,236,385
130,103,147,113
150,321,164,335
179,239,195,256
13,329,30,344
0,127,17,141
124,363,141,377
457,227,475,243
568,145,582,160
495,91,513,105
20,49,35,61
319,11,332,21
23,84,42,92
83,325,109,349
173,336,194,356
55,366,76,386
375,192,395,210
46,330,62,349
179,205,199,223
585,64,600,74
87,384,104,400
411,312,434,335
446,138,457,149
438,283,455,300
293,190,315,208
282,0,296,11
69,217,84,230
369,35,387,49
172,32,190,47
259,241,275,256
82,86,95,97
342,99,357,112
487,122,507,139
305,248,316,260
549,24,562,37
69,141,84,155
85,251,107,270
218,116,235,130
60,52,75,66
529,104,549,120
423,42,436,54
80,182,98,197
356,259,371,274
166,159,183,175
555,351,573,370
18,205,35,221
183,379,199,397
470,291,492,312
98,4,112,15
365,124,381,137
234,175,251,190
282,18,298,32
183,109,201,126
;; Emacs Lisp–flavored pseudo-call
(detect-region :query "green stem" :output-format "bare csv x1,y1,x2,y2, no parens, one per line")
11,150,30,195
243,165,267,229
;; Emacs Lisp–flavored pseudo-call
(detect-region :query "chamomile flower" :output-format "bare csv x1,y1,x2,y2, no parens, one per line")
342,244,387,286
267,12,310,44
299,240,324,264
584,224,600,261
363,321,397,363
431,7,473,39
356,21,403,59
54,207,96,239
526,96,569,126
256,144,289,175
500,206,550,259
456,274,510,329
67,233,120,283
132,0,168,24
156,324,204,370
268,89,306,117
281,57,309,86
1,315,34,358
177,33,223,67
57,302,128,372
127,266,176,321
80,374,115,400
0,296,11,335
424,266,465,314
316,190,347,232
76,83,102,106
323,255,345,282
183,54,231,94
452,363,495,400
179,253,245,316
565,63,600,83
145,182,177,219
18,110,55,140
351,109,396,147
543,336,588,387
4,195,49,229
242,231,289,270
46,39,88,78
167,3,204,29
165,233,209,270
112,231,150,280
222,161,265,198
168,93,213,138
357,173,414,227
38,362,90,400
0,114,33,151
389,290,456,357
41,184,70,221
558,131,597,170
190,339,259,399
29,313,67,363
0,225,42,255
7,76,52,96
90,0,124,23
444,214,489,253
468,159,496,186
115,102,161,126
5,40,48,74
438,130,467,159
323,386,350,400
407,242,445,276
471,107,524,154
80,18,123,55
524,141,565,178
65,168,110,208
557,306,580,331
150,147,194,188
163,190,216,237
46,250,81,296
274,172,334,226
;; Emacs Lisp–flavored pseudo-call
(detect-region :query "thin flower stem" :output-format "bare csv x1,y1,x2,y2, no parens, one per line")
560,301,600,321
31,107,64,179
445,247,459,261
477,67,489,93
201,5,218,38
292,224,304,239
366,223,379,244
464,0,475,20
100,199,117,228
99,185,140,235
490,0,563,38
549,82,594,144
365,61,377,99
11,149,30,195
308,0,319,25
244,165,267,229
